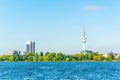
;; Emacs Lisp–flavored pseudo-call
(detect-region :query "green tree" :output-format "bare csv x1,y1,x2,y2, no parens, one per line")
88,54,92,60
72,59,77,62
22,55,28,61
99,54,105,61
65,55,73,61
38,56,44,62
117,56,120,61
34,53,39,62
65,58,70,62
73,54,81,61
40,52,44,56
45,52,50,56
14,55,19,62
28,56,34,62
1,55,9,61
84,54,88,60
79,54,85,61
52,57,57,62
45,52,56,61
55,53,65,61
9,56,14,62
27,52,35,62
27,52,35,57
106,55,113,61
43,56,48,62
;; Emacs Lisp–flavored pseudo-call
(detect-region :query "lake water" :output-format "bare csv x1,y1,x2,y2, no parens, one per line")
0,62,120,80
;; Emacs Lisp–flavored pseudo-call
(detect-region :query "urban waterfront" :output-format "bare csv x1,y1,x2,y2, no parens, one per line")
0,62,120,80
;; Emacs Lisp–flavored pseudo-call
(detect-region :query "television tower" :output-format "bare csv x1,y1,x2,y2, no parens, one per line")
82,25,87,54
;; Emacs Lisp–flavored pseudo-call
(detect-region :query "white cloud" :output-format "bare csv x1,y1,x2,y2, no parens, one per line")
83,5,108,11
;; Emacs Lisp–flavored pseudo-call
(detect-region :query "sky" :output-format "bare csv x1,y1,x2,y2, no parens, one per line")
0,0,120,54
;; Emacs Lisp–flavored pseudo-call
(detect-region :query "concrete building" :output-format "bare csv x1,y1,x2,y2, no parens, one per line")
26,41,35,53
32,41,35,53
7,50,21,55
81,50,98,54
82,26,87,54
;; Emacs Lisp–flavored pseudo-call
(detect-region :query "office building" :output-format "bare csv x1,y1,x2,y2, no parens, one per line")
26,41,35,53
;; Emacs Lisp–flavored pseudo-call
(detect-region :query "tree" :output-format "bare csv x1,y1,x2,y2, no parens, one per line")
27,52,35,62
80,54,85,61
107,52,114,60
14,55,19,62
45,52,56,61
1,55,9,61
99,54,105,61
45,52,50,56
117,56,120,61
84,54,88,60
88,54,92,60
22,55,28,61
65,55,73,61
72,59,77,62
38,56,43,62
9,56,14,62
28,56,34,62
52,57,57,62
93,56,98,61
43,56,48,62
40,52,44,56
65,58,70,62
73,54,81,61
106,55,113,61
55,53,65,61
27,52,35,57
34,53,39,62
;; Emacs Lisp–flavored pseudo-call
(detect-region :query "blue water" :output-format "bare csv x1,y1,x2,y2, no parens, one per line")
0,62,120,80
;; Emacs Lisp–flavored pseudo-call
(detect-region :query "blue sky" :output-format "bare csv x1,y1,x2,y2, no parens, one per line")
0,0,120,54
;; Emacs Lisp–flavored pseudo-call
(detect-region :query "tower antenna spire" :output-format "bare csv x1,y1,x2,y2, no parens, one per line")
82,25,87,54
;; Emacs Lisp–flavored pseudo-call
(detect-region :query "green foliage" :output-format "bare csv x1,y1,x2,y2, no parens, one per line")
65,58,70,62
0,52,119,62
88,54,92,60
117,56,120,61
34,53,39,62
14,55,19,62
106,55,113,61
40,52,44,56
9,56,14,62
73,54,80,61
38,56,43,62
0,55,10,61
45,52,49,56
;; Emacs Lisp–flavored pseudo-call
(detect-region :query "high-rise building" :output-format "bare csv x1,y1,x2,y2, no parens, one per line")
32,41,35,53
26,41,35,53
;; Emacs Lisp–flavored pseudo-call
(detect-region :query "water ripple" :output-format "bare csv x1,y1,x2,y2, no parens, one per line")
0,62,120,80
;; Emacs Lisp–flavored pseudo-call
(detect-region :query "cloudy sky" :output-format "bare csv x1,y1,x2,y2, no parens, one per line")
0,0,120,54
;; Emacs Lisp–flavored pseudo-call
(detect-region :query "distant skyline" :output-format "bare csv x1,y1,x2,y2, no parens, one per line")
0,0,120,54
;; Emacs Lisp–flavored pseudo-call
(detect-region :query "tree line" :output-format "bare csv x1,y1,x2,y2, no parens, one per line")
0,52,120,62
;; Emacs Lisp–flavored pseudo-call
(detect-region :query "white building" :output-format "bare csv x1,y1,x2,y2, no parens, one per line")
103,53,108,57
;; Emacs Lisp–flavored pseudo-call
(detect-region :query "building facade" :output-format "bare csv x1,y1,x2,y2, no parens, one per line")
7,50,21,55
26,41,35,53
